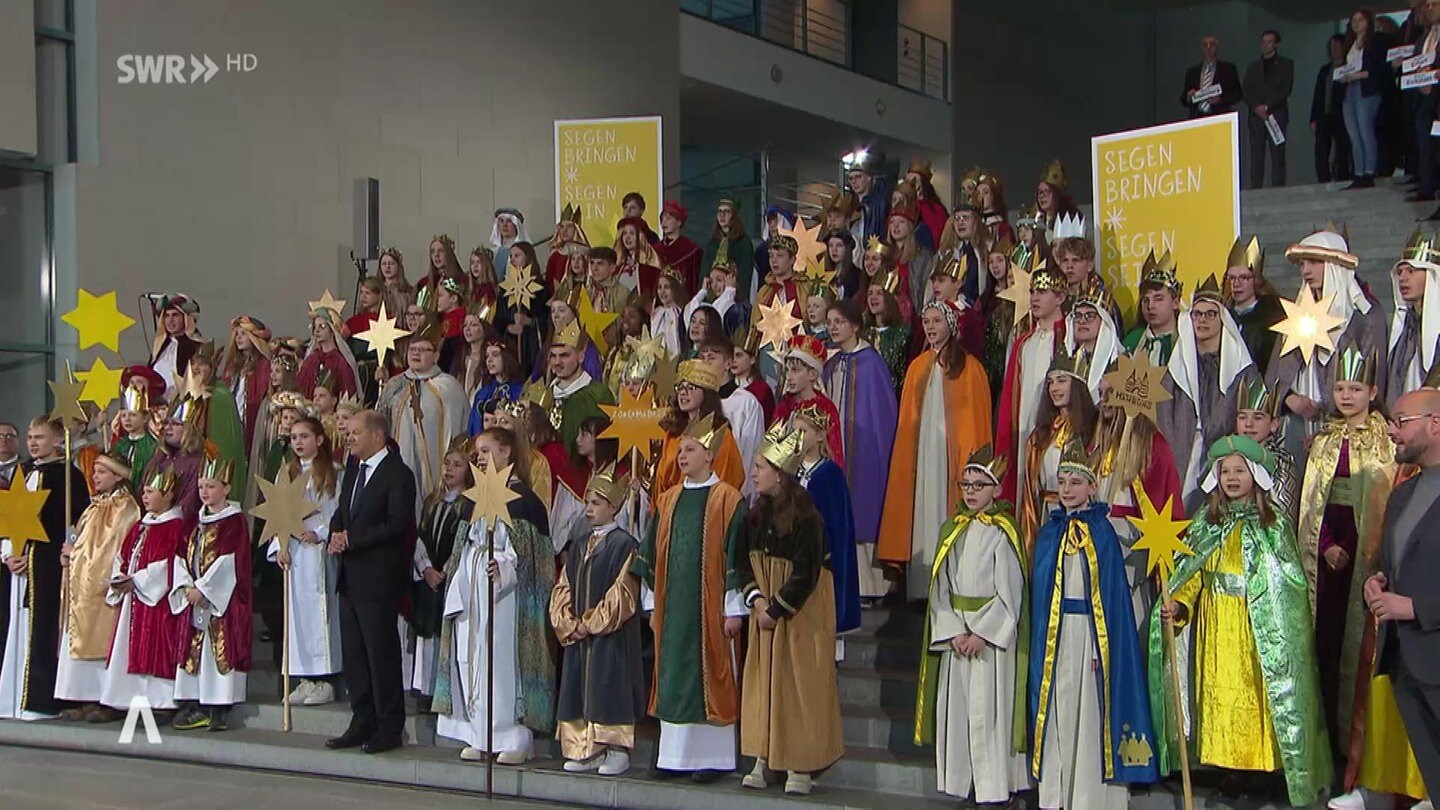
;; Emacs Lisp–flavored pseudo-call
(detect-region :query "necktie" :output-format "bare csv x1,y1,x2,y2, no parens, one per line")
1200,61,1216,113
352,462,369,511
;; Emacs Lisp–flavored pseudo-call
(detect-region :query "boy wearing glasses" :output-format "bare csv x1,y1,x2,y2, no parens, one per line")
1223,235,1283,377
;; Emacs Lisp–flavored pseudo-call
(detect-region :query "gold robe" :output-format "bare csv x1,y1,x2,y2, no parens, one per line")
66,489,141,658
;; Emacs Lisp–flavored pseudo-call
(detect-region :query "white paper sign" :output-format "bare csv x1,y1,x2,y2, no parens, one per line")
1390,45,1417,62
1430,120,1440,138
1403,70,1439,91
1333,64,1360,82
1404,51,1437,74
1192,84,1224,103
1265,115,1286,146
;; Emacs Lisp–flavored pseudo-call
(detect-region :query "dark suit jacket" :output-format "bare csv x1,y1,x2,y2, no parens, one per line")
330,448,416,603
1181,60,1242,117
1377,471,1440,686
1311,62,1347,126
1243,55,1294,118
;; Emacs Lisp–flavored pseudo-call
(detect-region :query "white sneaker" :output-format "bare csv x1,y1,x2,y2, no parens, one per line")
598,748,630,776
1329,789,1387,810
287,680,312,703
1411,801,1433,810
742,758,768,789
784,772,812,795
564,754,602,773
302,681,335,706
459,746,487,762
496,747,532,766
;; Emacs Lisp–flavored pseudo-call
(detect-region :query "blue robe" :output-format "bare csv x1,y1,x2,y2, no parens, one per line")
1028,502,1158,786
467,379,526,436
821,346,898,546
802,459,861,635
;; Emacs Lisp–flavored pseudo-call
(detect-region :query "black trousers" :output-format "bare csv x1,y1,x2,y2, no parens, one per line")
338,593,405,739
1415,91,1440,198
1315,115,1353,183
1395,664,1440,801
1247,111,1287,188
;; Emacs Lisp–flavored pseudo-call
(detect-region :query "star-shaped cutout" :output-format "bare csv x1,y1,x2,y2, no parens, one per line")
0,473,51,555
779,219,826,273
651,351,678,401
997,266,1032,328
61,289,135,353
577,287,619,355
599,388,670,463
625,326,666,365
308,290,347,320
754,298,803,353
1270,285,1346,364
1126,487,1192,585
1103,207,1126,232
250,467,320,544
464,462,520,531
500,264,542,311
75,357,125,410
354,302,411,368
1100,352,1172,423
48,378,87,423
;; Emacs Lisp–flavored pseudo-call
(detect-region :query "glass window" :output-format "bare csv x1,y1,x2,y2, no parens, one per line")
35,38,70,164
0,169,52,347
34,0,70,32
0,350,52,435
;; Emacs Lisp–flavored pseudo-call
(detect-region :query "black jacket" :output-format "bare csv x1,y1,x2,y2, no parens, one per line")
1180,60,1242,117
1311,62,1348,125
1243,55,1294,118
1377,471,1440,686
331,448,416,603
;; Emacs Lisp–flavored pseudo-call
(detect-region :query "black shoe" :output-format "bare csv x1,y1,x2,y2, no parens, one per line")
1407,192,1433,202
649,767,684,781
207,708,230,732
172,707,210,731
85,706,123,724
325,727,373,750
362,735,402,754
1343,176,1375,189
691,769,726,784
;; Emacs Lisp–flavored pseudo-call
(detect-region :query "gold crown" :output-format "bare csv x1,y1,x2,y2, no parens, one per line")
440,275,465,296
681,413,722,452
933,247,974,282
734,325,764,357
1336,346,1378,385
313,367,336,393
431,233,456,251
962,166,986,187
552,320,585,350
559,203,583,227
145,469,179,494
621,348,658,383
1030,265,1067,293
1013,204,1041,227
1401,225,1440,267
676,358,721,392
379,245,404,264
1070,282,1112,315
1139,250,1182,296
520,378,555,412
963,444,1008,486
1119,725,1155,768
335,391,362,415
874,270,903,296
585,461,630,506
865,235,892,259
121,384,149,414
1057,441,1096,481
1226,235,1264,276
1048,347,1092,381
1193,273,1224,304
497,396,528,422
772,234,799,255
1040,158,1068,190
200,457,235,487
758,422,806,475
792,402,832,432
1237,377,1280,417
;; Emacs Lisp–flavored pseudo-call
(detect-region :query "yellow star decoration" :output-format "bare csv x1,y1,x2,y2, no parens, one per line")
997,266,1032,327
250,468,320,544
779,219,826,273
464,462,520,531
308,290,347,320
577,287,619,355
1101,352,1172,423
625,326,666,364
651,352,679,401
355,302,411,369
75,357,125,410
599,388,670,463
1270,285,1346,364
1126,486,1192,584
0,474,51,555
500,264,543,311
48,378,87,423
754,298,803,353
61,289,135,353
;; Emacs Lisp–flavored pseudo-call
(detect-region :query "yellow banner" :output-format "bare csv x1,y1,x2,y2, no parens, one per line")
1091,114,1240,320
554,116,664,249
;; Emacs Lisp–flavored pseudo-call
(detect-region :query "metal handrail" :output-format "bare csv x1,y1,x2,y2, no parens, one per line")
897,23,948,102
684,0,849,68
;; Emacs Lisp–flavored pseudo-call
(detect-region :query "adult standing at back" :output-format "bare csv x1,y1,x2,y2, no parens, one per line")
1312,34,1355,185
324,410,417,755
1243,30,1295,188
1181,35,1242,119
1339,8,1388,189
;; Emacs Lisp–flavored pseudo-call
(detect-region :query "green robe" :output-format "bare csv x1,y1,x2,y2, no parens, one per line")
558,381,616,453
1121,325,1176,365
113,433,158,490
205,383,248,489
1146,504,1331,806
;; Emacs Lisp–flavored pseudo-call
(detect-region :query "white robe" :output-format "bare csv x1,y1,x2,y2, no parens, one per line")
721,386,765,499
435,517,531,754
379,367,471,514
1011,326,1057,500
928,519,1027,802
0,470,59,719
265,462,342,677
170,502,246,706
908,369,950,600
651,305,684,359
409,490,462,695
99,508,183,712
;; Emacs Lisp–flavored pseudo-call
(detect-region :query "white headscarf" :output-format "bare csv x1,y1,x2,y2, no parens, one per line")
1200,451,1275,493
306,310,361,387
1170,303,1254,415
1064,301,1120,402
1389,257,1440,390
487,209,531,256
1285,230,1368,366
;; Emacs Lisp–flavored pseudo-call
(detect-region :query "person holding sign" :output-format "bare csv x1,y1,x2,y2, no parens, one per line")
1338,8,1388,189
1181,35,1242,118
1242,30,1295,189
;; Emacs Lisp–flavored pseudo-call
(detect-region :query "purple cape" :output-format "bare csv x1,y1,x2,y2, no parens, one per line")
822,345,898,544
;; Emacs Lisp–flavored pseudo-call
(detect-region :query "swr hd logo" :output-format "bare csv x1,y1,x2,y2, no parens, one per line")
116,53,258,84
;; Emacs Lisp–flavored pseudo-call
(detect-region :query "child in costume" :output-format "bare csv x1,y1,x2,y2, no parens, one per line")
410,436,472,698
915,445,1028,805
1150,435,1331,805
1029,444,1157,809
170,459,252,731
791,404,861,654
549,463,646,777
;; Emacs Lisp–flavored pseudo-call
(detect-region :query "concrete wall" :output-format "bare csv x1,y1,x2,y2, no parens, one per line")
0,0,37,157
77,0,680,357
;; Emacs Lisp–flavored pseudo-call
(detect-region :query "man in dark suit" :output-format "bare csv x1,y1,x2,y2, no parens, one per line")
1368,388,1440,798
325,409,416,754
1243,30,1295,188
1181,35,1242,119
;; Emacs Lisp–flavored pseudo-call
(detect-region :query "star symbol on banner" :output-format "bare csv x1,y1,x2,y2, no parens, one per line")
48,378,87,423
1270,285,1346,363
250,467,320,545
599,388,670,463
61,289,136,353
779,219,826,273
0,474,51,556
1104,207,1127,232
754,298,803,353
75,357,125,410
1126,486,1193,585
577,287,619,355
464,462,520,531
564,166,579,184
354,302,411,369
997,266,1032,328
308,290,347,319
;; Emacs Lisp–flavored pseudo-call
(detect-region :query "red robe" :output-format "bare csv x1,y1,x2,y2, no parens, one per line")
439,306,465,339
545,252,569,291
538,440,587,507
297,347,359,399
757,277,805,323
1104,427,1186,523
618,261,660,301
174,509,253,675
111,515,187,678
916,198,949,248
772,391,845,469
745,377,776,426
654,235,704,293
996,316,1065,503
344,310,377,339
227,358,272,450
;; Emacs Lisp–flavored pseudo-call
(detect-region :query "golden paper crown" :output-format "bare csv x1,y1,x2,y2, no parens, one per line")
962,166,986,187
1237,377,1280,417
1040,159,1068,191
378,245,404,264
1139,250,1182,296
734,325,764,357
1013,204,1041,227
313,367,336,393
772,234,799,255
335,391,362,415
621,348,657,383
1336,346,1378,385
682,413,722,452
933,247,974,282
963,444,1008,486
520,379,555,412
874,270,903,296
552,320,585,350
1057,441,1096,481
792,402,833,432
559,203,583,227
1226,235,1264,276
865,235,892,259
145,469,179,494
758,422,806,475
1401,225,1440,268
1070,282,1113,315
200,457,235,486
431,233,456,251
1193,273,1224,304
585,461,630,506
1049,346,1092,381
497,394,529,422
1030,265,1067,293
676,358,721,392
121,385,149,414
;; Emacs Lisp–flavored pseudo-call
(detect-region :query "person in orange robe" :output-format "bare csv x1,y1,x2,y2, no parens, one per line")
877,299,993,600
650,360,746,499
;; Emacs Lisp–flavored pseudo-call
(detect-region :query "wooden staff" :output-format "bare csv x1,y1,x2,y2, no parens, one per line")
485,520,496,799
282,544,292,732
1161,572,1194,810
58,421,73,641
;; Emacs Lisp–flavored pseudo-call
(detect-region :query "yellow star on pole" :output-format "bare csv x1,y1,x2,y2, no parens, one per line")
997,266,1032,328
754,298,803,353
1126,486,1192,585
577,287,619,355
599,388,670,463
354,302,411,368
500,264,542,311
48,378,87,423
250,468,320,544
75,357,125,410
464,462,520,531
308,290,347,320
779,219,826,274
0,474,51,556
625,326,666,364
651,351,679,401
61,289,135,353
1100,352,1171,423
1270,285,1347,364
